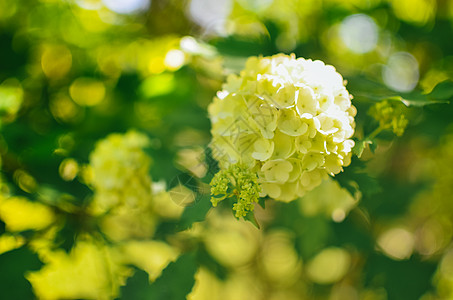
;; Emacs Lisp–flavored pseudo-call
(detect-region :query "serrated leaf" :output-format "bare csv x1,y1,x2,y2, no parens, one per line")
0,246,43,299
120,253,198,300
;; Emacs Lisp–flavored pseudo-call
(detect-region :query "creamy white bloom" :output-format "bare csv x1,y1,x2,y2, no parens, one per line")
208,54,356,202
88,131,153,212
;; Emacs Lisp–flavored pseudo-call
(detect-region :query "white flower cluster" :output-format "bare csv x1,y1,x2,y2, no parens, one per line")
208,54,356,202
88,130,153,212
86,131,184,240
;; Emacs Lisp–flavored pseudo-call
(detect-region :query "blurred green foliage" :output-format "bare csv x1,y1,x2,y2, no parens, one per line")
1,0,453,299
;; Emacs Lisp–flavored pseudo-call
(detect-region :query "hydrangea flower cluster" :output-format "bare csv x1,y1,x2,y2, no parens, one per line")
87,130,153,213
86,130,184,240
208,54,356,202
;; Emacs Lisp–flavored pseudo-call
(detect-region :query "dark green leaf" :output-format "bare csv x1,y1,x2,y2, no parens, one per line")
0,219,5,235
335,157,381,198
349,77,451,107
427,80,453,100
365,254,436,300
244,211,260,229
118,268,150,300
178,194,212,231
55,218,77,253
331,209,373,252
155,194,213,237
361,180,423,218
120,253,198,300
258,197,266,209
203,147,220,178
197,245,228,280
369,139,378,153
384,95,449,107
0,246,43,300
295,216,331,260
211,35,274,59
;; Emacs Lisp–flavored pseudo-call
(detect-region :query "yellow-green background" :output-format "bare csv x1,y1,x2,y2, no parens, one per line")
1,0,453,299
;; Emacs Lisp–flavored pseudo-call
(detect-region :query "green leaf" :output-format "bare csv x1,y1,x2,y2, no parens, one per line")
119,268,150,300
197,245,228,280
154,193,212,237
120,253,198,300
0,219,5,235
243,211,260,229
178,194,212,231
365,254,436,300
336,157,381,198
211,35,274,59
0,246,43,300
369,140,378,153
258,197,266,209
361,180,423,217
203,147,220,178
295,215,332,260
332,209,373,252
426,80,453,100
353,139,374,158
349,77,451,107
55,217,78,253
383,95,448,107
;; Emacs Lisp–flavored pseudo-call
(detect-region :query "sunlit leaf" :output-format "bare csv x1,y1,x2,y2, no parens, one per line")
352,139,374,158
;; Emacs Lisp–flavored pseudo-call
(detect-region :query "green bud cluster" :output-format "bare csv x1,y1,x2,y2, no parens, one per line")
210,164,261,218
369,100,408,137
